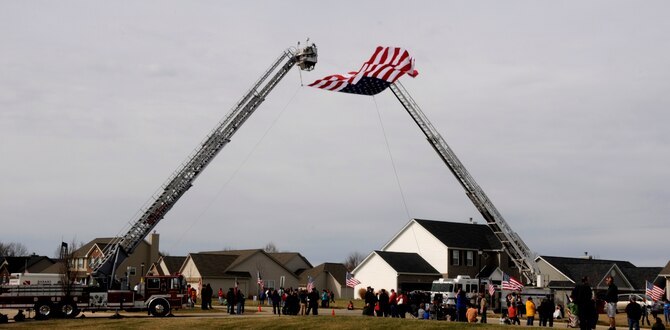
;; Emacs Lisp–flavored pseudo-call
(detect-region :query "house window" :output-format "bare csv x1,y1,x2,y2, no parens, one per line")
77,258,84,269
466,251,474,266
451,250,460,266
266,280,275,290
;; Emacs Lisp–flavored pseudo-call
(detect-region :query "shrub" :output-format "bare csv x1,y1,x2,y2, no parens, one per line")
358,288,367,299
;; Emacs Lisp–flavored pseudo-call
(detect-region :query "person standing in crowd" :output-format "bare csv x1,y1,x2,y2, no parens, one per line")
299,289,308,315
271,289,280,315
538,294,555,327
664,298,670,325
227,288,237,314
190,288,198,310
306,287,319,315
479,292,488,323
236,289,244,314
642,299,651,327
456,287,467,322
379,289,390,317
364,286,376,316
508,302,521,325
604,275,619,330
200,284,210,310
389,289,398,317
322,289,330,308
572,276,594,330
396,290,407,318
526,297,537,326
218,288,224,305
626,296,643,330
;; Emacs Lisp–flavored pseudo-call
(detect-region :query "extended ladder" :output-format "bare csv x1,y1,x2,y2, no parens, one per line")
390,81,539,284
91,43,317,287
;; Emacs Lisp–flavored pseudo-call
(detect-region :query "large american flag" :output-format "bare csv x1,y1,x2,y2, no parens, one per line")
306,276,315,292
502,273,524,291
346,272,361,288
309,46,418,96
646,281,665,301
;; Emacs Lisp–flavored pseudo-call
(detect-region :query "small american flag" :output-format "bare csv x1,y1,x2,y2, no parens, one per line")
257,272,264,289
488,283,496,297
346,272,361,288
502,273,524,291
646,281,664,301
306,276,315,292
309,46,418,96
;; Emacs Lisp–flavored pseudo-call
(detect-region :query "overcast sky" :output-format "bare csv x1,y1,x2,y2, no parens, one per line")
1,1,668,268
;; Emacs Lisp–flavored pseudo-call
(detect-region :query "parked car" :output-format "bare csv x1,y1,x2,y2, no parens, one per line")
616,293,653,313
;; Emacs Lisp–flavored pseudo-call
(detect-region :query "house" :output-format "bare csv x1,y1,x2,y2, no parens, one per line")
180,249,300,298
351,218,524,296
299,262,350,299
378,218,519,278
60,232,161,285
659,260,670,301
536,255,664,306
352,250,441,295
0,255,55,284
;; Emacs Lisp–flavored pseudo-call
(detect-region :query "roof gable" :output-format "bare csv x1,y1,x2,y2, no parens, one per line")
659,260,670,276
161,256,186,275
269,252,313,269
301,263,349,285
188,253,239,277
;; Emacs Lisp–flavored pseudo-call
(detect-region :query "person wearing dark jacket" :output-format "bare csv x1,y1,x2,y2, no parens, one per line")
270,289,281,315
379,289,390,317
572,276,595,330
604,276,619,330
364,287,377,316
626,297,643,330
306,288,319,315
538,295,555,327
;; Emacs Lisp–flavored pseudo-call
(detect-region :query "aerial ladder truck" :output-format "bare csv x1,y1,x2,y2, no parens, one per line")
0,42,317,319
389,81,541,285
89,42,317,287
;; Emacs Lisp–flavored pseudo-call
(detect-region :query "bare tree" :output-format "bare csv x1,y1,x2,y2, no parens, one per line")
343,251,365,271
55,240,84,317
263,242,278,253
0,242,29,256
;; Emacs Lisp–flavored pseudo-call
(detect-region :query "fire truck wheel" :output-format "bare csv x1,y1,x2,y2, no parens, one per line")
58,301,80,318
34,301,53,319
149,299,170,317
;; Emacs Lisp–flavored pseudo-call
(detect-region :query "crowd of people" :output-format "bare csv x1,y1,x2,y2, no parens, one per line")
186,278,670,330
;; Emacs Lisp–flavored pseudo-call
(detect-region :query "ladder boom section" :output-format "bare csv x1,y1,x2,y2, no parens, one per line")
91,44,318,285
389,81,539,284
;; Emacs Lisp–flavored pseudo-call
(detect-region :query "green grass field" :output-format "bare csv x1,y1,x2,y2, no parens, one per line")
1,304,647,329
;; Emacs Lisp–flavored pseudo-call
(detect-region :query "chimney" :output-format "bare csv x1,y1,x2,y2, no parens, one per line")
149,231,160,265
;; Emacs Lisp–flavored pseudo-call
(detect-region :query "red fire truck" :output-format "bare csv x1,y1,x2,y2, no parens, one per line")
0,274,188,319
